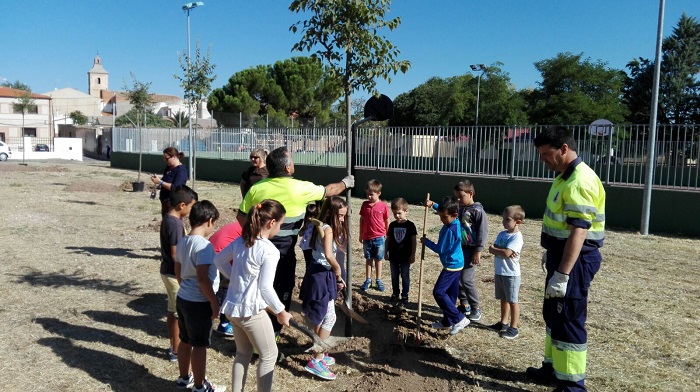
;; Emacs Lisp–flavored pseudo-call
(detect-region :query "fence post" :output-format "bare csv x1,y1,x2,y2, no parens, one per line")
510,125,517,179
436,127,441,174
326,127,330,166
376,127,381,170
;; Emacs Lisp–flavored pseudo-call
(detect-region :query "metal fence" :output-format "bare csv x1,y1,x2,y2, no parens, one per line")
5,137,54,152
113,124,699,190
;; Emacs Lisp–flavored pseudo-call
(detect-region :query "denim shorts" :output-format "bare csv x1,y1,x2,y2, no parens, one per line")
363,237,385,260
494,274,521,303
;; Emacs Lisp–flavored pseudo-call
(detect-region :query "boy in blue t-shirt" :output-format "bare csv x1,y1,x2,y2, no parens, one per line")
174,201,225,392
420,196,470,336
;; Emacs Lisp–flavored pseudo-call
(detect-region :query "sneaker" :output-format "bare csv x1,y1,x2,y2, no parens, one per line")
467,308,482,322
168,348,178,362
526,364,557,385
457,304,471,316
389,294,399,303
449,316,470,335
400,297,409,306
430,321,449,329
489,321,509,333
375,279,385,292
502,327,519,339
216,322,234,336
175,373,194,390
192,379,225,392
359,278,372,291
304,358,337,380
322,353,336,366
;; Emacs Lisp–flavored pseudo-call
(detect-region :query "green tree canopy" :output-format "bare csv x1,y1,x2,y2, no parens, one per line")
289,0,410,131
526,52,628,125
391,64,527,126
175,40,217,123
122,73,154,128
208,56,342,127
1,80,30,91
623,58,656,125
115,109,173,128
661,13,700,124
69,110,88,125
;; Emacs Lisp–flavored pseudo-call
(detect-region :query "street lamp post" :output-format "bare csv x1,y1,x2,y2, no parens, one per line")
470,64,487,127
182,2,204,184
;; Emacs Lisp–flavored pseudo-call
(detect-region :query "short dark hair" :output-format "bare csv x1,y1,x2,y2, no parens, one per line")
391,197,409,212
437,196,459,215
534,125,578,152
188,200,219,228
454,179,475,194
365,179,383,193
169,185,198,207
266,146,292,177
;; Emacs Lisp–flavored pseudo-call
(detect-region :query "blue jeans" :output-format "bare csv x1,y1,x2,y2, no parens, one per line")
390,260,410,299
362,237,385,260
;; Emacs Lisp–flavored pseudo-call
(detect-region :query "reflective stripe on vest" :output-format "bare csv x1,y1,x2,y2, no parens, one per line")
542,161,605,241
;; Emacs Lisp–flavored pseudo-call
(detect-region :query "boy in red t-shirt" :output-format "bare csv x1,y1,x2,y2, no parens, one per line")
358,179,389,292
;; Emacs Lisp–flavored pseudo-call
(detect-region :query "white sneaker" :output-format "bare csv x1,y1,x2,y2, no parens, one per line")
449,316,470,335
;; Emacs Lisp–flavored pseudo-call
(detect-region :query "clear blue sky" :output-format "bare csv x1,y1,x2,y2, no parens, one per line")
1,1,697,102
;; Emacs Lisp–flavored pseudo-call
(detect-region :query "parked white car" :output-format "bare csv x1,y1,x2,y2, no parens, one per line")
0,141,12,161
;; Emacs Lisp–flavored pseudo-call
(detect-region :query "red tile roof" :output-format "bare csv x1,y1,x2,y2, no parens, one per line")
0,87,51,100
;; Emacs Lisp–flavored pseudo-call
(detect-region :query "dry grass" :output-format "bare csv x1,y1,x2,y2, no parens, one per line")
0,159,698,392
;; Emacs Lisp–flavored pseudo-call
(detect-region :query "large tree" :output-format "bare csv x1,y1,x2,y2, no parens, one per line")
623,58,656,125
391,64,527,127
289,0,410,132
208,56,341,127
660,13,700,125
527,52,628,125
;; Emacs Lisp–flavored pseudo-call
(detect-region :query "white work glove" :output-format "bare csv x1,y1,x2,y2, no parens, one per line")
545,271,569,298
341,175,355,189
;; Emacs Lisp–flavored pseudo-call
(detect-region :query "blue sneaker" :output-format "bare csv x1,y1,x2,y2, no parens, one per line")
216,322,234,336
304,358,336,380
360,278,371,291
375,279,385,292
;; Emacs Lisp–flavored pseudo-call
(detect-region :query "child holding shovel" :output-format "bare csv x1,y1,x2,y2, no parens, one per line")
299,196,349,381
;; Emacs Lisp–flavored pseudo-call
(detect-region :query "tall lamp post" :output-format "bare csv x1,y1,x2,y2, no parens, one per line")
469,64,487,127
182,2,204,183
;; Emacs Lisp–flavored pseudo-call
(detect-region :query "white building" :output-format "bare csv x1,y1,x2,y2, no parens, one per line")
0,87,52,141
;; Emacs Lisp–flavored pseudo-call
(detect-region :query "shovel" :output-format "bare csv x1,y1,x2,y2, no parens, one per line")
336,278,371,325
309,214,371,325
415,193,430,343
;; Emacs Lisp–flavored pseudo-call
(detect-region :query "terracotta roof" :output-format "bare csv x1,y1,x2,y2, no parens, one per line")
0,87,51,100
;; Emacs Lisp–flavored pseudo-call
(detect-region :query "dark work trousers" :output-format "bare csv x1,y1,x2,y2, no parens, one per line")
433,269,465,327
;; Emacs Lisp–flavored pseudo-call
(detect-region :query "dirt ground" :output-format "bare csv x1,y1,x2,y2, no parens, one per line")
0,160,698,392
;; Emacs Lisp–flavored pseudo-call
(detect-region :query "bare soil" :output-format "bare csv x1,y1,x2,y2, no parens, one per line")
0,159,698,392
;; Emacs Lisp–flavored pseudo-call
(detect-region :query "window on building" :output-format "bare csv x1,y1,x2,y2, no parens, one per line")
23,128,37,137
97,77,101,84
0,133,5,142
14,106,38,114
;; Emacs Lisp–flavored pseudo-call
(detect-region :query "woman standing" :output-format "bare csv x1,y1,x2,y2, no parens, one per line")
151,147,188,216
240,147,268,197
